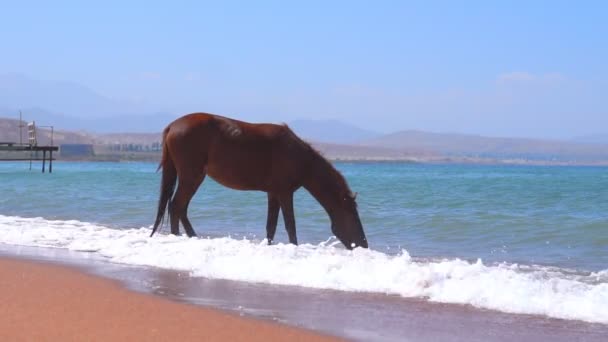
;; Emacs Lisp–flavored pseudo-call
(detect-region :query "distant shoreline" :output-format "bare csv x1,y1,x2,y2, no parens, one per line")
3,116,608,167
48,154,608,166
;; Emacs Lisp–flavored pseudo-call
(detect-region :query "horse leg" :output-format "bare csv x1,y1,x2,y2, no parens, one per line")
169,172,205,237
265,193,280,244
279,193,297,245
180,173,206,237
168,197,181,235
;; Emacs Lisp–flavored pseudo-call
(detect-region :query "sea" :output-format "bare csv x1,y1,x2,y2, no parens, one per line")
1,161,607,340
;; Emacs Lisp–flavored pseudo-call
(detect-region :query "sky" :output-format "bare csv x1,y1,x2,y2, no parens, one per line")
1,0,607,139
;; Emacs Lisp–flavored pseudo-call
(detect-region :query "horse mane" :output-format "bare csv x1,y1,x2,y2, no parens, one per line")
282,124,354,198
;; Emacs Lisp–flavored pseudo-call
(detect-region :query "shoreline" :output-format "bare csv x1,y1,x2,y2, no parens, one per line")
1,244,607,342
5,156,608,167
0,256,338,341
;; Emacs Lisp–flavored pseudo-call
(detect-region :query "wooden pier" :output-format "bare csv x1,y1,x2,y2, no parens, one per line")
0,121,58,173
0,143,58,173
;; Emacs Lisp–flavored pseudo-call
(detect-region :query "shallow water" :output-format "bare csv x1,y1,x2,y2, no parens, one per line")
1,161,607,325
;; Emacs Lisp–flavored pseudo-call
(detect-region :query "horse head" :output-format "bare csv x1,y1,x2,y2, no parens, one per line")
331,191,368,250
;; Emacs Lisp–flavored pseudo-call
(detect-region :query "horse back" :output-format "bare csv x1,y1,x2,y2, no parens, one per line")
166,113,312,193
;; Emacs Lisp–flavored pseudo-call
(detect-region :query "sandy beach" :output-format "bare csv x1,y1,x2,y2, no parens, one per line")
1,244,607,341
0,257,338,341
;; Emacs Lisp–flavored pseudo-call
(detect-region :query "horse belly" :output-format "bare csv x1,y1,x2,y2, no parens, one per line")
206,153,271,191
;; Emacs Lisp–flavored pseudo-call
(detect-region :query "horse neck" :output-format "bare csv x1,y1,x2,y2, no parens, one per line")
302,157,346,220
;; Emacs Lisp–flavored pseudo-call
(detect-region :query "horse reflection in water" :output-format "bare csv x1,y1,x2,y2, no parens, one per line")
150,113,368,250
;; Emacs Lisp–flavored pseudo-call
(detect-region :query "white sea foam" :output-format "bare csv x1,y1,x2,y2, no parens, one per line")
1,214,607,324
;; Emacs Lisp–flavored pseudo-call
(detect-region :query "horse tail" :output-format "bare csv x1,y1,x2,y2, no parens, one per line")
150,126,177,237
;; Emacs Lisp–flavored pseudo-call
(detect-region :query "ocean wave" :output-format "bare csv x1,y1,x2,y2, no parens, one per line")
1,214,607,324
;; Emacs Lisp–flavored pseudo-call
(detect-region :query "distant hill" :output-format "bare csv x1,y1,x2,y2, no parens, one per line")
3,116,608,164
313,141,436,161
0,117,165,145
1,74,384,139
0,117,419,161
1,109,379,139
573,133,608,144
62,112,175,133
0,73,140,118
287,119,380,144
0,73,175,132
0,118,95,145
364,130,608,162
0,106,175,133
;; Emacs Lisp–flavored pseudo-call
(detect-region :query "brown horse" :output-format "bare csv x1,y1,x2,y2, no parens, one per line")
150,113,368,250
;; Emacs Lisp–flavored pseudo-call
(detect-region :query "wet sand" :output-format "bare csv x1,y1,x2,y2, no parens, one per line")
0,257,337,341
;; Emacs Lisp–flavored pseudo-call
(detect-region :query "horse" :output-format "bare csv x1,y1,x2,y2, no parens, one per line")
149,113,368,250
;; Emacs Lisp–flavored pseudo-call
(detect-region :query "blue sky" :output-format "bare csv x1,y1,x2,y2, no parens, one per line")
1,1,606,138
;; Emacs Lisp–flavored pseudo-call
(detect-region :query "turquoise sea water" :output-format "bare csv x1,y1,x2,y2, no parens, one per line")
1,161,606,272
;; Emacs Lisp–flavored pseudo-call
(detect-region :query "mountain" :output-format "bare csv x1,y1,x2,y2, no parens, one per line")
0,118,95,145
2,73,607,162
0,106,175,133
0,117,411,161
0,73,135,118
287,119,380,144
364,130,608,162
65,112,175,133
573,134,608,144
3,117,608,164
0,73,176,132
1,74,383,139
